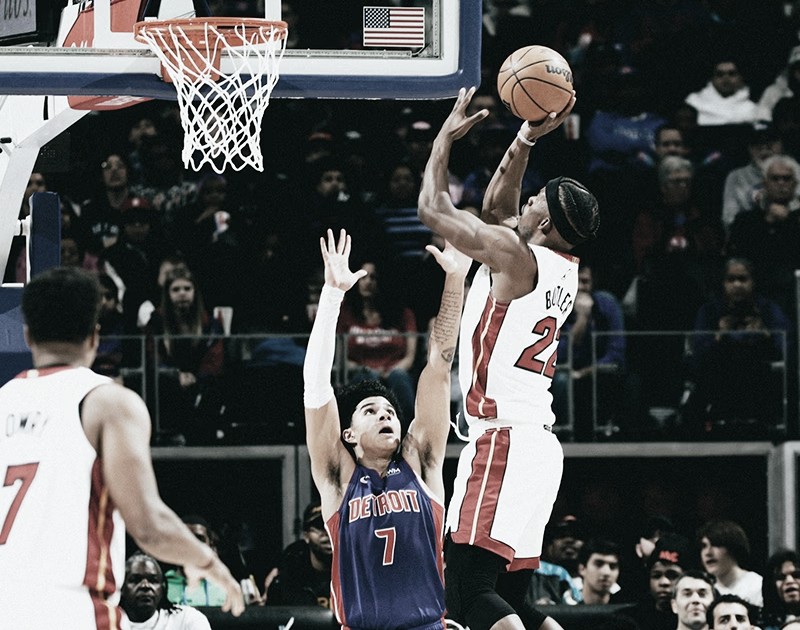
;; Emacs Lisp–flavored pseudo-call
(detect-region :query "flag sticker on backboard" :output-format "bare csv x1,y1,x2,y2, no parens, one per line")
363,6,425,48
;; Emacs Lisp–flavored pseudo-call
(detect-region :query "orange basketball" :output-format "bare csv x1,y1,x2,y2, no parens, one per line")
497,45,573,122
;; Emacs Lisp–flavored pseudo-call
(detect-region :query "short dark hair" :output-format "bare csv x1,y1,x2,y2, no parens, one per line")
578,538,620,566
336,379,404,457
545,177,600,246
707,593,753,628
672,569,716,599
697,520,751,566
22,267,101,344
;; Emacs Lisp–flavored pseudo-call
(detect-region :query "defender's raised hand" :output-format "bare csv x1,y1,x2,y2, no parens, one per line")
320,228,367,291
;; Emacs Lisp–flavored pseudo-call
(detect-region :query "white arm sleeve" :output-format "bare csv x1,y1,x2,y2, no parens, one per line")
303,284,345,409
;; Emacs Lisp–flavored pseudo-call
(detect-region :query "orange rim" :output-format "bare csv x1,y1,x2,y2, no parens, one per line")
133,18,288,48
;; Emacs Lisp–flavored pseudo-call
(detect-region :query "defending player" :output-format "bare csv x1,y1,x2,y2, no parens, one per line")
303,229,470,630
418,87,599,630
0,267,243,629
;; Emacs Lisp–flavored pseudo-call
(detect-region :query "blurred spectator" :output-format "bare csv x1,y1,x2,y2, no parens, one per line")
461,123,545,212
265,501,332,607
757,45,800,123
552,262,627,440
126,116,159,186
670,570,716,630
144,266,224,445
697,520,763,607
621,534,692,630
577,539,622,605
684,59,759,127
294,156,385,264
121,552,212,630
524,549,582,607
59,234,86,269
80,153,133,256
337,259,417,424
372,162,432,263
684,257,790,438
773,96,800,157
727,154,800,319
706,594,757,630
165,515,229,608
722,124,785,230
101,197,170,333
541,515,587,590
92,273,126,380
170,173,247,311
131,132,199,224
137,253,189,330
586,67,667,176
626,156,722,414
761,548,800,630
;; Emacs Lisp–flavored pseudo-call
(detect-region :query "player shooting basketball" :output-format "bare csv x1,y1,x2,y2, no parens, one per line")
418,86,599,630
303,228,471,629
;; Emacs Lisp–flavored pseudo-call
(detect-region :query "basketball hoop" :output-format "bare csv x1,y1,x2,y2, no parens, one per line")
134,18,288,173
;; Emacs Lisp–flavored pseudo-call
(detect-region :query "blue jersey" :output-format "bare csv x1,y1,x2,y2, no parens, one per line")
329,457,446,630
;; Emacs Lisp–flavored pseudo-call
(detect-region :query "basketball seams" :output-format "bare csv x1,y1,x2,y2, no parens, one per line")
497,44,572,121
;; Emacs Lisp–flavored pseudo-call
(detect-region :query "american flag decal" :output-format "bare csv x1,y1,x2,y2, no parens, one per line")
363,6,425,48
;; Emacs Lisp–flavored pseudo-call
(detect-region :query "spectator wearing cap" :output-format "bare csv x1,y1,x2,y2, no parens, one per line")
698,520,763,607
621,534,693,630
265,501,332,608
722,124,785,230
542,515,586,584
522,524,583,606
757,46,800,123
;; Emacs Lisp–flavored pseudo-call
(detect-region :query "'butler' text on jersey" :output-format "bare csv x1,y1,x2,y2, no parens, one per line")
459,244,579,425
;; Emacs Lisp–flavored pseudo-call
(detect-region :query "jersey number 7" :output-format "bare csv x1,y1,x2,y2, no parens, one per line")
0,463,39,545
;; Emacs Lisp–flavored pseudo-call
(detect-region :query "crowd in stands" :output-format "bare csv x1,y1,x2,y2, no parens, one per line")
6,0,800,444
127,502,800,630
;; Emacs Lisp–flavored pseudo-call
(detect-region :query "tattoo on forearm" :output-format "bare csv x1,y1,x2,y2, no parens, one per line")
432,288,461,362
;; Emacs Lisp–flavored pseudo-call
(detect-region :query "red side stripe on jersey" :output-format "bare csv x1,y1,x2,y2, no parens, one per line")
451,429,514,563
90,592,122,630
465,297,508,418
84,459,117,597
328,511,347,627
432,500,445,584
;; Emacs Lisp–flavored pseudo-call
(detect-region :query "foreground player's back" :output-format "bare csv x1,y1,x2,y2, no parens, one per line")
0,365,126,629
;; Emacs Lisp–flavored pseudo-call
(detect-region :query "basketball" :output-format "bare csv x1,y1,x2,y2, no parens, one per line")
497,45,573,122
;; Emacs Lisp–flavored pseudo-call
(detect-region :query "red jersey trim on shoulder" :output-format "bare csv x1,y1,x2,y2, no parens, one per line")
552,250,579,264
15,365,79,379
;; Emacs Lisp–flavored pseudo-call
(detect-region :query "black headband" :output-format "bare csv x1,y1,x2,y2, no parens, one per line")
546,177,583,245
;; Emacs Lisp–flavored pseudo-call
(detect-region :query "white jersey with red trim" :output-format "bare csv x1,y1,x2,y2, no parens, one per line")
458,244,579,426
0,366,125,630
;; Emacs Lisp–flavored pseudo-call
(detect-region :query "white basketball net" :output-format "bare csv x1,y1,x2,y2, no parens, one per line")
136,20,286,174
